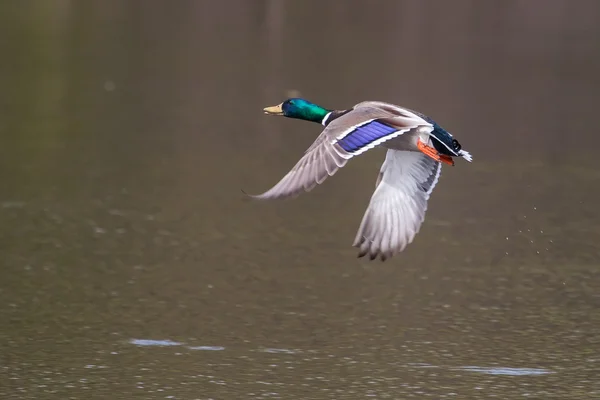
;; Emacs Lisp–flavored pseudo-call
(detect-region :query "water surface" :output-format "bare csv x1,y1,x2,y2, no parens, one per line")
1,1,599,399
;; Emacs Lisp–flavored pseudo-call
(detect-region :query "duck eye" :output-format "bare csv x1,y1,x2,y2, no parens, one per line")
452,139,461,151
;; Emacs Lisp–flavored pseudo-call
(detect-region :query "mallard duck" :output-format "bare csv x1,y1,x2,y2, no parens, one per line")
246,98,472,261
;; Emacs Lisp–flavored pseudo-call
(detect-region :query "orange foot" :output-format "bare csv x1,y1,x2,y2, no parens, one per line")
417,139,454,166
440,154,455,166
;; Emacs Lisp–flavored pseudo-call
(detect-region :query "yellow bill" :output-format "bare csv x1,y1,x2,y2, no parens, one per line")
263,103,284,115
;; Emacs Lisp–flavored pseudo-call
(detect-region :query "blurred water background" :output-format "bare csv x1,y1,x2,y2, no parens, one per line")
1,1,599,398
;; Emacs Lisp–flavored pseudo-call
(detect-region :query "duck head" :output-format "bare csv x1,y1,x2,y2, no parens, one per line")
263,98,331,125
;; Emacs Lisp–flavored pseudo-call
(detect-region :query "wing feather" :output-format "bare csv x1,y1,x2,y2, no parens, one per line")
353,150,442,260
247,104,432,200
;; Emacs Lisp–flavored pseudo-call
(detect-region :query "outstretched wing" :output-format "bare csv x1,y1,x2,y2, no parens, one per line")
353,149,441,261
247,105,432,200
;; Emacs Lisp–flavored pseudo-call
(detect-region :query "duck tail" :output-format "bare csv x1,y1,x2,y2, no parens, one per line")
458,150,473,162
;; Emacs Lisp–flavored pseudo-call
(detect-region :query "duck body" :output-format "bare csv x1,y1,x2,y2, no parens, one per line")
249,98,472,261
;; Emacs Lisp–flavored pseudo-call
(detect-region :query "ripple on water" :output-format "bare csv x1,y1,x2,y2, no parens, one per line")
129,339,225,351
458,366,554,376
129,339,183,347
128,340,301,355
259,348,298,354
188,346,225,351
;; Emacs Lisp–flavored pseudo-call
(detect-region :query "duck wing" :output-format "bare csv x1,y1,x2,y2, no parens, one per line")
353,149,441,261
247,104,433,200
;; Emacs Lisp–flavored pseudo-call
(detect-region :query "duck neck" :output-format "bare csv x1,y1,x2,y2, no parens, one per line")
322,109,352,126
295,103,331,125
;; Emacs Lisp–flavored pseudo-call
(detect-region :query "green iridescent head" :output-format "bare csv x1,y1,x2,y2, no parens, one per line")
263,98,331,124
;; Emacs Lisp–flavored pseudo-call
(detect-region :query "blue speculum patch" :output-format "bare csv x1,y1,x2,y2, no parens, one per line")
337,121,397,152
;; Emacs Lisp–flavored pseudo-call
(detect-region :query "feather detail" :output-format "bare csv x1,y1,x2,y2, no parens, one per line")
246,103,431,200
353,150,441,260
